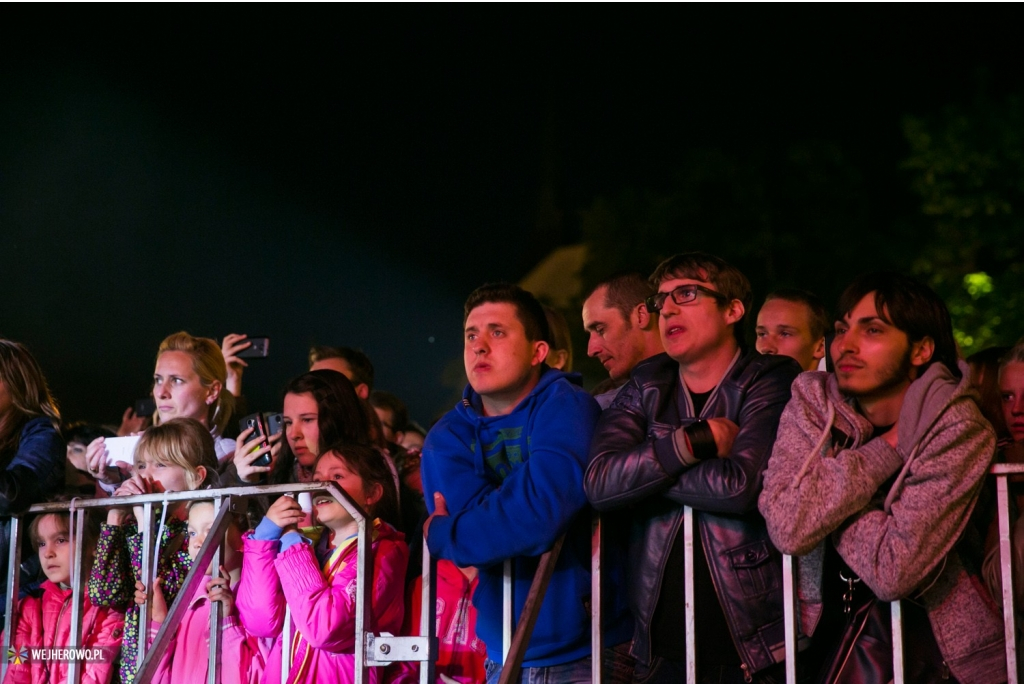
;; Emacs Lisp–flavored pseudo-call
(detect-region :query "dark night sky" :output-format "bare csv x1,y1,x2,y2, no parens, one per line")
2,9,1022,427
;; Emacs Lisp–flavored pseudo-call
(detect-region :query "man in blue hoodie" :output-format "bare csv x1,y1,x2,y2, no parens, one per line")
422,283,632,683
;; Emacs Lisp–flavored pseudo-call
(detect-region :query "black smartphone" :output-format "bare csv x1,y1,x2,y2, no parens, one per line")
239,413,273,467
236,337,270,358
267,412,283,437
135,397,156,417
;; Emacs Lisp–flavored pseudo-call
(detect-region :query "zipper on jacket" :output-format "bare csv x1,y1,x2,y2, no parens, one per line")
741,662,752,683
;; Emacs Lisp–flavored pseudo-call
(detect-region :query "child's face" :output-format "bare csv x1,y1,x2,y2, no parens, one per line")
186,502,242,573
37,515,72,586
135,453,201,493
312,452,380,529
187,502,216,561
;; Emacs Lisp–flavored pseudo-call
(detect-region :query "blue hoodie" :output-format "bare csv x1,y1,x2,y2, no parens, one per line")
422,367,631,668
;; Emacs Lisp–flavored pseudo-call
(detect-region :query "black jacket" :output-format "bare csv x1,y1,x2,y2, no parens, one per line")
584,350,800,673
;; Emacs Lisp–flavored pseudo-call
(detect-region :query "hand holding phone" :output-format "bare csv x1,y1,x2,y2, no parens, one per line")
236,337,270,359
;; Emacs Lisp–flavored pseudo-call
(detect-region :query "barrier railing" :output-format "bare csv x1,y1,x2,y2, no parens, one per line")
496,513,609,684
779,463,1024,684
1,482,438,685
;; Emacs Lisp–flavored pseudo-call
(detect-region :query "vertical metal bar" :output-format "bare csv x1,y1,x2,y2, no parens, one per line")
354,513,372,684
497,536,566,684
419,537,437,685
2,515,23,682
591,512,603,685
281,606,292,684
502,558,513,662
207,495,224,684
998,474,1019,683
782,554,797,683
684,505,696,684
68,507,87,685
891,600,904,684
137,501,154,670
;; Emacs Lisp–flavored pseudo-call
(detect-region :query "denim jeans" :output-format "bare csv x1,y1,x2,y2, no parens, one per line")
632,655,786,684
486,642,634,684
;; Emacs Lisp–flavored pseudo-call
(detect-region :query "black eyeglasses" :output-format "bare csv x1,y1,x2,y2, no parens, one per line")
645,284,728,312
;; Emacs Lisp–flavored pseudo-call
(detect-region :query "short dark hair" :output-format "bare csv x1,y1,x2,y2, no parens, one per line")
835,272,960,379
649,252,752,346
586,272,655,322
764,289,829,341
1002,337,1024,371
369,390,409,432
308,345,375,390
63,421,115,446
463,283,550,344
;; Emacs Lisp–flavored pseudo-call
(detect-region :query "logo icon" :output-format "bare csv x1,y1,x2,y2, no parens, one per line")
6,646,28,665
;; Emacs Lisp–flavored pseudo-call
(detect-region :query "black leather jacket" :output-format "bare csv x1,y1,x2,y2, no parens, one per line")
585,350,800,673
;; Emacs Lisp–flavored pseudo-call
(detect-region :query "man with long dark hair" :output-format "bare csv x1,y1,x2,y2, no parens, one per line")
759,272,1005,682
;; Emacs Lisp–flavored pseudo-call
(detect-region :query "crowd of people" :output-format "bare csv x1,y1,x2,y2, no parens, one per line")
2,249,1024,684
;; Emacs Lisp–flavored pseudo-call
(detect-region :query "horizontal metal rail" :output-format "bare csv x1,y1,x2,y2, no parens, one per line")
1,481,419,685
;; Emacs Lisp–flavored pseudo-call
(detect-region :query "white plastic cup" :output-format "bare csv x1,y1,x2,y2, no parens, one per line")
297,492,313,514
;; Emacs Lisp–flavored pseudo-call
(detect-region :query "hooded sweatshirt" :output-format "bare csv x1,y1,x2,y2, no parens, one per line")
422,367,631,668
759,360,1005,683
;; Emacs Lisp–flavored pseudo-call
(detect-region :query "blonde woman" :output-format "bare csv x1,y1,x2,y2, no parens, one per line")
87,332,237,489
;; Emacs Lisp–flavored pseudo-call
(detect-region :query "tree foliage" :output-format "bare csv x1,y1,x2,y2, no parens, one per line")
903,96,1024,354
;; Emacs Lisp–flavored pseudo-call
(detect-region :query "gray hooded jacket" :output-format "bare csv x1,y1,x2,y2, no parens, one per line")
758,360,1005,683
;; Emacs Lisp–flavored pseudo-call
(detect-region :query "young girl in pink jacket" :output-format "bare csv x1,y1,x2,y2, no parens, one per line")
4,507,124,684
137,499,267,684
236,443,409,684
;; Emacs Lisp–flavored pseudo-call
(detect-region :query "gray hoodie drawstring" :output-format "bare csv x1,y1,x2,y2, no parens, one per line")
794,401,836,487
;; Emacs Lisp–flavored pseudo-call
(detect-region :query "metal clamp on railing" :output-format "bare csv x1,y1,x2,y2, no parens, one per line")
1,481,439,685
364,537,438,684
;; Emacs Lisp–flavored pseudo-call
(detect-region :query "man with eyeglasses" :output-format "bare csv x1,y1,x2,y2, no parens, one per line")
584,252,801,683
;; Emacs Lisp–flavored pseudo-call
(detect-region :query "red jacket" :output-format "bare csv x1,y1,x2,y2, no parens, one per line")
392,559,487,684
3,580,124,684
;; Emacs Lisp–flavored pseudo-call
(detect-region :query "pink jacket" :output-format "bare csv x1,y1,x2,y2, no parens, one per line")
235,521,408,684
146,575,267,684
3,580,124,684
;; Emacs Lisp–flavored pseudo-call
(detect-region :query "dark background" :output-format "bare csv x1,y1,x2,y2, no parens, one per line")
2,9,1022,427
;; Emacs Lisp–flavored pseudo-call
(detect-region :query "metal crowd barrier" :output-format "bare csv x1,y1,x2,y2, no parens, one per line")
778,463,1024,684
496,511,608,684
1,482,438,685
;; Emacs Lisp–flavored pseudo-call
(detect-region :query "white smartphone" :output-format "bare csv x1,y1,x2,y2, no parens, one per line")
105,436,141,467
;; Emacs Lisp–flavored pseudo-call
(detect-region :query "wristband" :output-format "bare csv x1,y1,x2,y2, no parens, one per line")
684,420,717,461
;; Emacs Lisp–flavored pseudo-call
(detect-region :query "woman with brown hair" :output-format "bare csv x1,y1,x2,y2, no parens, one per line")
0,338,64,593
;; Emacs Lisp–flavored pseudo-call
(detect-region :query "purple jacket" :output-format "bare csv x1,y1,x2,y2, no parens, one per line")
235,521,408,684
